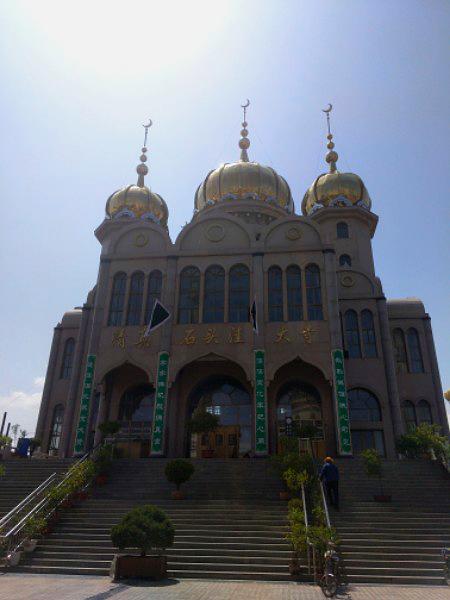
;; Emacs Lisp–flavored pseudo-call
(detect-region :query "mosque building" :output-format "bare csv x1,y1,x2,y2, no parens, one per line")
35,106,449,460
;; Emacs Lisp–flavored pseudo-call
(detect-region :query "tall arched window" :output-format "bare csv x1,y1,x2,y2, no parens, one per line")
229,264,250,323
268,266,283,322
119,384,155,424
407,328,424,373
126,271,145,325
305,264,323,320
286,265,303,321
108,272,127,326
145,270,162,324
417,399,432,424
48,404,64,452
337,222,349,238
402,400,417,431
178,266,200,324
349,389,384,455
344,310,361,358
203,265,225,323
60,338,75,379
348,388,381,422
339,254,351,267
392,328,408,373
361,309,377,358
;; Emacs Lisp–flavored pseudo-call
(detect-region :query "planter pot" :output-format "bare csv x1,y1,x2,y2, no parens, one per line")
110,554,167,581
201,449,213,458
279,491,291,501
96,475,108,486
8,551,22,566
374,494,392,502
171,490,185,500
22,539,38,553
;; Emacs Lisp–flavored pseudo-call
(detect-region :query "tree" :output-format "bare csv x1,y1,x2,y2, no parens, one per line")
165,459,195,491
10,424,20,445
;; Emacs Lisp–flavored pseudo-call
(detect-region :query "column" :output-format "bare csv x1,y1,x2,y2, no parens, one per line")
93,383,107,447
376,296,404,439
35,325,62,447
423,316,449,436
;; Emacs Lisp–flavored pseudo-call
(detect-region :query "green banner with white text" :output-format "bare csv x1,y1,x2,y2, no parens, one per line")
331,349,352,455
150,351,170,455
74,354,96,455
254,349,268,455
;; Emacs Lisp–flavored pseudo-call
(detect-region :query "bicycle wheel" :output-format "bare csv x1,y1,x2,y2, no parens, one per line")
320,573,337,598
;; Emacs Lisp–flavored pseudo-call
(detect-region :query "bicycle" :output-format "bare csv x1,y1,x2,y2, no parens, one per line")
320,542,340,598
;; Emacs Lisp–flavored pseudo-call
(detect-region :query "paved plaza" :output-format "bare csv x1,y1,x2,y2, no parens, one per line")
0,574,449,600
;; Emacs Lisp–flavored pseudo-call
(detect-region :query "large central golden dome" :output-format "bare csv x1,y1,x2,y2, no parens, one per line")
195,110,294,214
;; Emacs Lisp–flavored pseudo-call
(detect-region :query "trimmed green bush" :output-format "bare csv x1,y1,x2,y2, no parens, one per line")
164,459,195,491
111,505,175,556
189,409,219,435
396,423,450,461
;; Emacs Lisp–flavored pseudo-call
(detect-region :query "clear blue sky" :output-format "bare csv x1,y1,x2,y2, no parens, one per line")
1,1,449,435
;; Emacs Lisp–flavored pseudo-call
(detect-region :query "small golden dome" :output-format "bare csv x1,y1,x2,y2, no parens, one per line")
302,170,371,215
106,184,168,226
195,161,294,213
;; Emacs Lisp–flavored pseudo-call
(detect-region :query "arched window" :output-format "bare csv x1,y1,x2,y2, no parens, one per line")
48,404,64,452
286,265,303,321
126,271,145,325
203,265,225,323
344,310,361,358
178,266,200,324
145,270,162,324
229,264,250,323
337,222,349,239
392,328,408,373
60,338,75,379
348,388,381,422
361,309,377,358
402,400,417,431
339,254,351,267
108,272,127,326
305,264,323,320
268,266,283,322
407,328,424,373
417,399,432,425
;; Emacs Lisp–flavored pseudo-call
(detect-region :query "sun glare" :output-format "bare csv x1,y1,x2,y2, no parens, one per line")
21,0,227,77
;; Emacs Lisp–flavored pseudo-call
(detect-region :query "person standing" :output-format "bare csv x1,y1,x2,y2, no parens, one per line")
319,456,340,509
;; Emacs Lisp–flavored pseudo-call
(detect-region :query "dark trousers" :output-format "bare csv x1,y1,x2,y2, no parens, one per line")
325,480,339,508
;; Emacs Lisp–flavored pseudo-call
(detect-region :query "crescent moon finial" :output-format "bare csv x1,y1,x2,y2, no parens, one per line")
143,118,153,129
241,99,250,109
322,103,332,114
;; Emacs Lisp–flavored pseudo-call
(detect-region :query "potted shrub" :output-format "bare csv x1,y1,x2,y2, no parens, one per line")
164,459,195,499
361,448,391,502
189,408,219,458
285,498,307,576
95,444,113,485
98,421,121,440
22,516,47,552
110,505,175,581
271,450,315,500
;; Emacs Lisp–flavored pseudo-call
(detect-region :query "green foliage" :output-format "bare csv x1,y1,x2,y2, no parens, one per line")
308,525,340,566
23,515,47,539
283,468,309,496
296,422,320,439
0,435,12,449
270,451,315,480
278,435,299,454
111,505,175,556
0,464,5,478
95,444,114,476
164,459,195,490
69,459,96,490
361,448,382,478
396,423,450,462
189,409,220,435
98,421,121,437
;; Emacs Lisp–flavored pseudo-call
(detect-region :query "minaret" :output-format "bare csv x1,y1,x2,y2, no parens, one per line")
136,119,152,187
322,103,339,173
239,99,251,162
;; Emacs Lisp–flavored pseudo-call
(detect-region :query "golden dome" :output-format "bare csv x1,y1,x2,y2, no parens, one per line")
105,121,169,227
302,105,371,215
195,160,294,213
106,184,168,226
302,170,371,215
195,102,294,214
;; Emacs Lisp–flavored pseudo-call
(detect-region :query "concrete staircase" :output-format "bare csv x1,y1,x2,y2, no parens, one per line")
18,459,299,581
0,458,73,518
333,458,450,585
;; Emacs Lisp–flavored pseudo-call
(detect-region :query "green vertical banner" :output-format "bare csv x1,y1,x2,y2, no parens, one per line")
254,349,268,455
151,351,170,456
74,354,96,455
332,349,352,455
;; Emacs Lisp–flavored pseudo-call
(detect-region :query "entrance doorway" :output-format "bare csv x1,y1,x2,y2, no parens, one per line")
116,383,155,458
276,381,325,458
187,377,251,458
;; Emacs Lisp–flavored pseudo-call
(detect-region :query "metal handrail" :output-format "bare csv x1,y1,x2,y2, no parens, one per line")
0,473,57,530
319,480,331,528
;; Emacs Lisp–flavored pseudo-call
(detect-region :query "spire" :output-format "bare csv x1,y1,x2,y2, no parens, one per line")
239,99,250,162
136,119,152,187
322,104,338,173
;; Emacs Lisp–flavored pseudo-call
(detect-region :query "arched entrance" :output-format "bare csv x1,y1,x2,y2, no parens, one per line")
187,376,252,458
116,383,155,458
276,381,325,457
